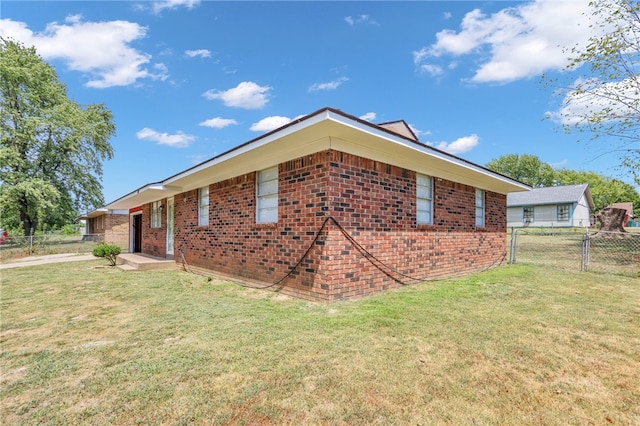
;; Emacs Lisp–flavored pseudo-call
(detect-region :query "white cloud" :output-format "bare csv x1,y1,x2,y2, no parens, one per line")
0,16,167,88
189,154,212,165
152,63,169,80
417,63,444,77
250,116,292,132
359,112,377,122
308,77,348,92
415,0,594,83
548,77,640,126
151,0,201,14
203,81,271,109
136,128,196,148
198,117,238,129
185,49,211,58
345,15,378,26
409,124,431,139
432,134,479,154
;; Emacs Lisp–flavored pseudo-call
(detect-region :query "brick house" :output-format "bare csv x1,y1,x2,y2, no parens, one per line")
80,208,129,249
106,108,529,301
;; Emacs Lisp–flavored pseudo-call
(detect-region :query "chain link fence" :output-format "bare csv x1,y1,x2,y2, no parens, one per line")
509,228,640,277
0,233,130,260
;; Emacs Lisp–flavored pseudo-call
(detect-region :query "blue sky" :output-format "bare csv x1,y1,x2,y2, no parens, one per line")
2,0,636,205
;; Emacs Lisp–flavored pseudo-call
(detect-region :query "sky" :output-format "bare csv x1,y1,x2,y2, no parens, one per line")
2,0,637,206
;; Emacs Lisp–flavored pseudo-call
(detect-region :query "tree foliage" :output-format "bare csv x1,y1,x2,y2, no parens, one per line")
548,0,640,184
486,154,640,216
485,154,556,188
554,168,640,214
0,38,115,235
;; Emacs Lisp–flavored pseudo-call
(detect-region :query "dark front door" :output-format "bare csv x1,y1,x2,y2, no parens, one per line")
133,214,142,253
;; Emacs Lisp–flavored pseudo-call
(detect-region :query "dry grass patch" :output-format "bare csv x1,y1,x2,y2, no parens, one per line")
1,260,638,425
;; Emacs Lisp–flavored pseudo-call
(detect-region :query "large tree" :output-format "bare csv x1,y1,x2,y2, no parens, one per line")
548,0,640,185
0,38,115,235
485,154,556,188
554,168,640,214
486,154,640,216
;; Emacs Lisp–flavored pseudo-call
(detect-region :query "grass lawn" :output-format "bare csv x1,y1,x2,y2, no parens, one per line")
1,261,639,425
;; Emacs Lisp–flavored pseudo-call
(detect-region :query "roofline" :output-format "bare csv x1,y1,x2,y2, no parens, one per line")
507,184,595,209
106,107,530,209
104,182,165,211
77,207,128,220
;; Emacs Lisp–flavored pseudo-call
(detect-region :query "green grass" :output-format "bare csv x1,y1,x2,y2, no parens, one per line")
1,261,639,425
508,229,640,276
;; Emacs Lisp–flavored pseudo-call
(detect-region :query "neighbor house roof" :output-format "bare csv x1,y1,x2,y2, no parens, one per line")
106,107,530,210
507,184,595,210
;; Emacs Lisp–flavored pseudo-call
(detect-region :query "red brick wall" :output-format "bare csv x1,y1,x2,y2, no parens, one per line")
141,149,507,301
142,202,167,258
104,213,129,250
308,151,506,301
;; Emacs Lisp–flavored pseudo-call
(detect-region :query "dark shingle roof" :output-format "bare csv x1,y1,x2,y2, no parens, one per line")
507,184,590,207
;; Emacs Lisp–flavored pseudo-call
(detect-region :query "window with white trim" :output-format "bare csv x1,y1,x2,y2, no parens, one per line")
557,204,570,221
416,173,433,225
257,166,278,223
523,207,534,223
198,186,209,227
475,189,485,227
151,201,161,228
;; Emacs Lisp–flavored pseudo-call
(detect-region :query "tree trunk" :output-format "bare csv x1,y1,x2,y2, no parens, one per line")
19,196,37,236
595,207,627,236
20,212,37,236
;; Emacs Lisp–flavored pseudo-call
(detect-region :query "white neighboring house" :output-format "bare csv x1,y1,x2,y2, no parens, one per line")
507,184,595,228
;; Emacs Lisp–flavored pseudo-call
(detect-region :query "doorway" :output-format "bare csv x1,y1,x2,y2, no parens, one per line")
132,213,142,253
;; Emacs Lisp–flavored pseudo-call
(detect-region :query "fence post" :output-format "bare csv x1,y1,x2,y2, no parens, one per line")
580,230,590,272
509,228,517,264
29,235,33,256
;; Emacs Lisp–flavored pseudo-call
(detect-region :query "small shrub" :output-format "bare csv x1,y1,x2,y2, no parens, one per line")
92,244,121,266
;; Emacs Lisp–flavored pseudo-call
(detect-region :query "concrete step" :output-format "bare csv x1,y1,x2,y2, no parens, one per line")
117,263,138,272
116,253,177,271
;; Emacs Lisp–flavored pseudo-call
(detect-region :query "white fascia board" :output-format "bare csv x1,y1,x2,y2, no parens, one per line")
108,108,528,207
106,114,330,209
324,110,530,194
147,184,183,192
163,112,329,187
105,183,181,210
78,207,108,220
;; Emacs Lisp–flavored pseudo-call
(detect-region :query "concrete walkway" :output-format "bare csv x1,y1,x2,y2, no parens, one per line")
0,253,97,270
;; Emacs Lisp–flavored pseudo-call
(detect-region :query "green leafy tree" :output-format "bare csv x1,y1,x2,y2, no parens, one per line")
487,154,640,217
0,38,115,236
485,154,556,187
554,168,640,215
547,0,640,185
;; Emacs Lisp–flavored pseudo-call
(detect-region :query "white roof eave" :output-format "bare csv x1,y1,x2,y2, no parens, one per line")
105,108,529,210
